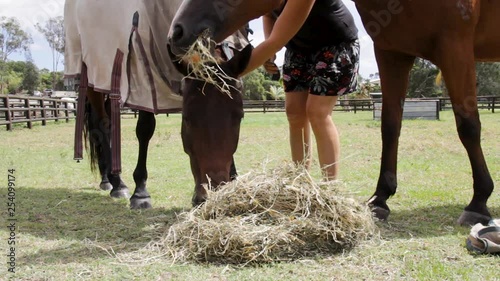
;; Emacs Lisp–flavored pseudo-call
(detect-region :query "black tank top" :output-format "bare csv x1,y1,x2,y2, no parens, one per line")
272,0,358,51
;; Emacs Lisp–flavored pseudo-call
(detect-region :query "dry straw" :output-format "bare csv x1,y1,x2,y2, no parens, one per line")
146,162,378,265
178,33,239,96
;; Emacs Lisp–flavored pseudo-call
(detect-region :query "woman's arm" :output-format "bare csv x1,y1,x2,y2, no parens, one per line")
262,13,275,40
239,0,316,77
262,13,279,74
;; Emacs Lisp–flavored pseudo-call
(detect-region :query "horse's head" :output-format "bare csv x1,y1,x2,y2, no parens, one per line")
167,0,281,56
173,44,252,206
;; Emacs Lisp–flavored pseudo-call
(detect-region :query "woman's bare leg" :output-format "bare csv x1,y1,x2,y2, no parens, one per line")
306,95,339,180
285,91,312,169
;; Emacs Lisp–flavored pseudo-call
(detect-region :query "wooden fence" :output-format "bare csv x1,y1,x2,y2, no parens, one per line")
243,99,375,113
1,95,498,130
0,95,77,131
244,96,499,115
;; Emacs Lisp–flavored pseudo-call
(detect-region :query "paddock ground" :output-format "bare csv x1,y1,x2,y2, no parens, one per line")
0,110,498,280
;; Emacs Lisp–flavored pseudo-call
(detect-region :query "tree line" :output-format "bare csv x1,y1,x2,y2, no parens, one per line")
244,58,500,101
2,15,500,98
0,16,64,95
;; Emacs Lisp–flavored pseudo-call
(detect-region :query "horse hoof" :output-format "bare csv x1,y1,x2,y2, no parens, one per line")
457,210,491,226
371,206,390,221
191,196,207,207
130,197,152,209
367,195,390,221
100,182,113,191
110,188,130,199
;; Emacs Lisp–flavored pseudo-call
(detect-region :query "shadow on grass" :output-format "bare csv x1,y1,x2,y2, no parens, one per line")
376,204,500,239
12,186,185,265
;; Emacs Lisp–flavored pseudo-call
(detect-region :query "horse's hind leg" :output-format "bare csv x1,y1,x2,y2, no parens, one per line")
367,48,415,221
438,40,493,226
86,99,113,191
130,110,156,209
97,151,112,190
86,88,129,198
102,97,129,196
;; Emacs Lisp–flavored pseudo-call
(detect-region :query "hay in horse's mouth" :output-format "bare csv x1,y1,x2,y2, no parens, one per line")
176,32,239,97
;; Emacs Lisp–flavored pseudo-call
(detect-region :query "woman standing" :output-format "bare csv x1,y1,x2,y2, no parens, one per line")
240,0,360,180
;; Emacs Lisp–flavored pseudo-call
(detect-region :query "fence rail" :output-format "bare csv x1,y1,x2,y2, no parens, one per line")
1,95,498,130
1,95,77,131
244,96,499,114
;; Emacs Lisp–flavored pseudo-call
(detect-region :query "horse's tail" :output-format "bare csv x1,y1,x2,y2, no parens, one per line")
83,98,110,174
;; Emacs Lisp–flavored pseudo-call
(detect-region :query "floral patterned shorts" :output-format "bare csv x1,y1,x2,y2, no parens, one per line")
282,40,360,96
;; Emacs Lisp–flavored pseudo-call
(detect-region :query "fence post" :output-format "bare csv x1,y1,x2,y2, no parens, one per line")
40,99,47,126
64,101,70,122
493,97,496,114
435,100,440,120
24,98,33,129
4,96,12,131
53,100,59,122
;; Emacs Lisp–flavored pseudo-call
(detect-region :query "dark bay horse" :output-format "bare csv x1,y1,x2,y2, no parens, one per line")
81,46,250,208
167,0,497,225
65,0,251,209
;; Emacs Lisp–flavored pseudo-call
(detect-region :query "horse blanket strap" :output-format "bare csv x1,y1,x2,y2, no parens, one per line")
110,49,124,175
74,63,88,161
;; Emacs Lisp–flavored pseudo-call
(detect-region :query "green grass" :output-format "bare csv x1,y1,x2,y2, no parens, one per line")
0,111,499,280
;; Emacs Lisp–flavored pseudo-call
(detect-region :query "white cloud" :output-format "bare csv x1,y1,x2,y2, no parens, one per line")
0,0,64,32
0,0,64,68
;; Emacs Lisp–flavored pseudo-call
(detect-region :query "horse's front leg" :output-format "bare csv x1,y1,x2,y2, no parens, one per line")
438,40,493,226
368,47,415,221
230,156,238,181
130,110,156,209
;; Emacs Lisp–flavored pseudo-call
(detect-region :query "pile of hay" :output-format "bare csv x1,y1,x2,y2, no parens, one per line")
153,163,377,265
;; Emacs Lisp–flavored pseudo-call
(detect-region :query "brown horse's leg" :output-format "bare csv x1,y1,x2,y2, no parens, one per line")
368,47,415,221
86,88,129,198
189,156,205,207
130,110,155,209
438,42,493,226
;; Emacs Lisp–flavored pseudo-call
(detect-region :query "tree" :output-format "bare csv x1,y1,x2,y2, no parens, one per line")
475,62,500,96
242,68,267,100
2,61,24,94
268,85,285,100
407,58,440,98
22,61,40,95
39,68,53,90
0,17,33,61
35,16,65,91
0,17,33,94
4,70,22,94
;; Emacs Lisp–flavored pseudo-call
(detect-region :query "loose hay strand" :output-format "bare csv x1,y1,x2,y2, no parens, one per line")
178,33,239,97
153,162,378,265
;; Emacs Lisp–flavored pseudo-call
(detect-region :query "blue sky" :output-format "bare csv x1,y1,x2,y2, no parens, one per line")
0,0,378,78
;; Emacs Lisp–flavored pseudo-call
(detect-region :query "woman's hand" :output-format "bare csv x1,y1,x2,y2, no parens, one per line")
264,54,279,74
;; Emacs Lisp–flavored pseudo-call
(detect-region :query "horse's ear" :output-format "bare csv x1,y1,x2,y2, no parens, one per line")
223,44,253,77
167,44,190,76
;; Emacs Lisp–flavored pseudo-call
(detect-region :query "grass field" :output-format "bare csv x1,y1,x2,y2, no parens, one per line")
0,110,498,280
